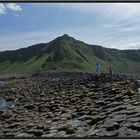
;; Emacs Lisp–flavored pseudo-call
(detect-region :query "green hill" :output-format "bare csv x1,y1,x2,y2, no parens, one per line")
0,34,140,78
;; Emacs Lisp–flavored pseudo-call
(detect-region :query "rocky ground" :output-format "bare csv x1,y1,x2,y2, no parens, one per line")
0,71,140,138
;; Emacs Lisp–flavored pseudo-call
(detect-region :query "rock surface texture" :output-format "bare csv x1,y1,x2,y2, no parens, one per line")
0,71,139,138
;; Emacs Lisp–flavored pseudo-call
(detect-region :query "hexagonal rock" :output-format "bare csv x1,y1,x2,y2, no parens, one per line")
103,120,120,131
128,122,140,131
88,115,106,125
58,124,76,134
106,130,119,137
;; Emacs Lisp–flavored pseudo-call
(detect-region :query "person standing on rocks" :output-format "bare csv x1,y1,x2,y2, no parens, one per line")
108,64,112,75
96,63,101,75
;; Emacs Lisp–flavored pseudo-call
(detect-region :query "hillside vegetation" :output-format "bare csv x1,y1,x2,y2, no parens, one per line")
0,34,140,78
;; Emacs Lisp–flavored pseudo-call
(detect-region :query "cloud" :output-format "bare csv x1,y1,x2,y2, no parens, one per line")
6,3,22,11
0,3,22,15
0,3,140,51
123,41,140,49
59,3,140,23
0,3,6,15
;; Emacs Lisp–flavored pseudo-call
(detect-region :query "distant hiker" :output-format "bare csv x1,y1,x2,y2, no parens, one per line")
96,63,101,75
108,64,112,75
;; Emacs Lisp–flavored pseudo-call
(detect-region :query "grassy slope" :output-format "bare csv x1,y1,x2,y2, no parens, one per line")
0,34,139,78
0,53,49,78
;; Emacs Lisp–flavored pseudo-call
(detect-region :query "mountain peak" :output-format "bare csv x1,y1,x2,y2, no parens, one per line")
62,34,70,38
60,34,72,40
52,34,74,43
58,34,73,40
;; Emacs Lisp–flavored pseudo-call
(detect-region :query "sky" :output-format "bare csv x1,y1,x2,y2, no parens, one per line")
0,3,140,51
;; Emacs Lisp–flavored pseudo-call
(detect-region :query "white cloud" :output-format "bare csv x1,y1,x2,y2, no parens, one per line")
123,41,140,49
0,3,22,16
0,3,6,15
0,3,140,51
6,3,22,11
59,3,140,23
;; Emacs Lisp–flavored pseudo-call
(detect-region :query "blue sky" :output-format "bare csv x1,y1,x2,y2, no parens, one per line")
0,3,140,51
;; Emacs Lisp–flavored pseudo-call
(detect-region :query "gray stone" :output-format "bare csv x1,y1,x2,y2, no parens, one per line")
126,129,139,137
133,102,140,106
128,122,140,131
78,115,92,121
42,133,56,137
67,119,86,127
106,130,119,137
96,128,107,137
126,110,138,115
16,133,34,137
126,105,136,110
87,126,100,136
88,115,106,125
111,105,126,112
123,122,133,127
54,131,66,137
103,119,120,131
127,117,140,122
26,129,43,136
118,127,127,137
58,124,76,134
112,114,126,123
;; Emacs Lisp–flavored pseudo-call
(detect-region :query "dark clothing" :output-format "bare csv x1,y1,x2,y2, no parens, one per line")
109,66,112,75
